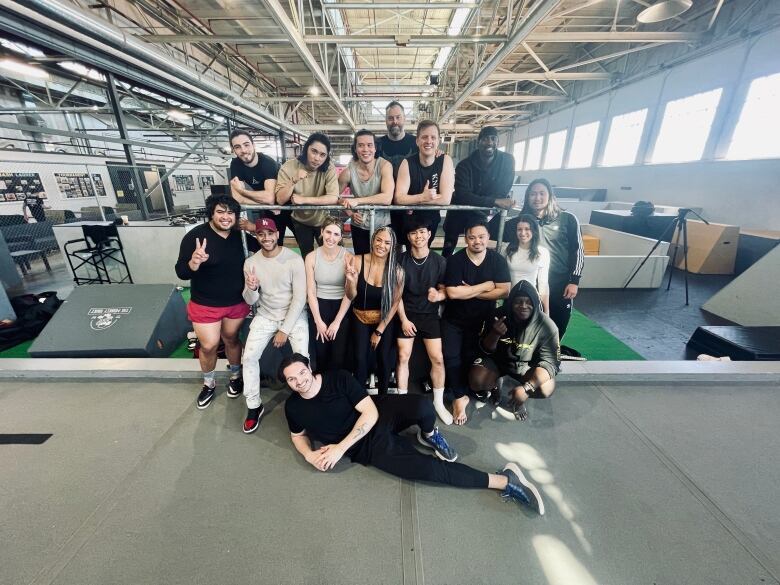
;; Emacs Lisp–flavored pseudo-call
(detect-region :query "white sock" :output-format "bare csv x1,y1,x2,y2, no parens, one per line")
396,388,408,395
432,388,453,425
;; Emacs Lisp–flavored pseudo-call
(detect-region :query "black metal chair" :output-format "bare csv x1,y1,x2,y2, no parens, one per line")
64,224,133,285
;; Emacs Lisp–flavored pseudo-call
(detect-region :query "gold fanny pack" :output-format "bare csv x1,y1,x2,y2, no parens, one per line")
353,308,381,325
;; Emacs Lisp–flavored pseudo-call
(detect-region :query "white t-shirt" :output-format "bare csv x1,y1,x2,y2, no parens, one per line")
504,245,550,296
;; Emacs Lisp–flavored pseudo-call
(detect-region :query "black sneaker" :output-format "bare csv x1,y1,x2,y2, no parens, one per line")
243,405,265,434
417,427,458,462
499,462,544,515
196,384,216,410
226,377,244,399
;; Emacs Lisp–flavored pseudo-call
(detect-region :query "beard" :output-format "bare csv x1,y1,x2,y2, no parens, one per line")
388,124,402,137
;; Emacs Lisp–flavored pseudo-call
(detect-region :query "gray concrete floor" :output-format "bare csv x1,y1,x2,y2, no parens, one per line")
2,374,778,585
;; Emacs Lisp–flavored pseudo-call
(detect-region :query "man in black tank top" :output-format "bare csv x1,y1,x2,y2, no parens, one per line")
394,120,454,248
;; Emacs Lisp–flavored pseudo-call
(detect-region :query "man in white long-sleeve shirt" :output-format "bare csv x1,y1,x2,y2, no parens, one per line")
241,217,309,433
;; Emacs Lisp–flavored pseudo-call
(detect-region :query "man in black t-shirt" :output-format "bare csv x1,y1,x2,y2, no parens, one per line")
175,194,259,411
396,216,451,425
279,353,545,515
442,220,511,425
228,128,290,242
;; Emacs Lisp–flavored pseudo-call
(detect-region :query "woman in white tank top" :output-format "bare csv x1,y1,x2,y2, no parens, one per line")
503,214,550,314
304,216,354,371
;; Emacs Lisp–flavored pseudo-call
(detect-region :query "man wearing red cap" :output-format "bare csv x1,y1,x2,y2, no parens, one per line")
240,216,310,433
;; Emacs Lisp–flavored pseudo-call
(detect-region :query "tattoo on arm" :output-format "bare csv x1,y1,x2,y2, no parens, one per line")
351,423,368,441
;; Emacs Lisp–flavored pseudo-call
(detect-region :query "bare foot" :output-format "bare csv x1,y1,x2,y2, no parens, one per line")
452,396,469,425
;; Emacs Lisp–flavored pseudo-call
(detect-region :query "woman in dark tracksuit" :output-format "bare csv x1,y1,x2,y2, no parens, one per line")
513,179,583,340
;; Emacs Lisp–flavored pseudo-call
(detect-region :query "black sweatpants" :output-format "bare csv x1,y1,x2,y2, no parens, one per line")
351,226,371,256
311,297,350,372
548,279,573,340
441,319,482,399
353,315,397,394
291,220,322,258
350,395,488,488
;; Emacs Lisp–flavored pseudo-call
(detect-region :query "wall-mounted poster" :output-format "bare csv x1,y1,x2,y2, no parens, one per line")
92,173,108,197
55,172,103,199
198,175,215,188
171,174,195,191
0,172,46,202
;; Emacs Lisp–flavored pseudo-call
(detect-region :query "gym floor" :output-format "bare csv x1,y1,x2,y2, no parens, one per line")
2,360,778,585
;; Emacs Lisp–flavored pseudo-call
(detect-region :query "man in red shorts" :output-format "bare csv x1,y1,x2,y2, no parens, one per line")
175,194,258,409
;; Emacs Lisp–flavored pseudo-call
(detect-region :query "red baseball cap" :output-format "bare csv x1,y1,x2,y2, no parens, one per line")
255,217,278,232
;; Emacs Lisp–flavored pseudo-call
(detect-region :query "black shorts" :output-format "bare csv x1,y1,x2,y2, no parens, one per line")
399,312,441,340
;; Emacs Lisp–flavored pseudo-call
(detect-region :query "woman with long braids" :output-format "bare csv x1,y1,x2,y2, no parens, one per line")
503,214,550,315
345,226,404,394
509,179,583,340
304,215,353,372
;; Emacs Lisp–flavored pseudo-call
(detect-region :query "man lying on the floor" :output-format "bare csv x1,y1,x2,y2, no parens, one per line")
279,353,544,515
469,280,560,421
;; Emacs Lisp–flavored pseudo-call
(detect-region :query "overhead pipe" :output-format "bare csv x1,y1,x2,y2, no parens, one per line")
0,0,305,136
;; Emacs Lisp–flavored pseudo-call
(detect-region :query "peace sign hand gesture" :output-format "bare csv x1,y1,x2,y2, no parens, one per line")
189,238,209,271
344,256,358,286
244,264,259,291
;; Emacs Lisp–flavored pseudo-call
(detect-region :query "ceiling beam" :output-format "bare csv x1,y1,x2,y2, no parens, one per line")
259,0,356,129
488,71,611,81
138,32,699,45
440,0,564,121
324,2,478,8
466,95,565,102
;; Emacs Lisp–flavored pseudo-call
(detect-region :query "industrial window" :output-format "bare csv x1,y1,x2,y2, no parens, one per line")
727,72,780,160
601,108,648,167
513,141,526,171
651,88,723,164
543,129,567,170
566,121,600,168
524,136,544,171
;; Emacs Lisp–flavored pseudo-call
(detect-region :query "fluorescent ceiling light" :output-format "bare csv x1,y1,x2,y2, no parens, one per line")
431,46,453,75
448,8,471,36
310,85,321,96
0,59,49,79
58,61,105,82
167,109,191,121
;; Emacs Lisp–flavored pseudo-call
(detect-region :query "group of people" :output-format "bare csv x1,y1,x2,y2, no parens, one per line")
174,101,586,516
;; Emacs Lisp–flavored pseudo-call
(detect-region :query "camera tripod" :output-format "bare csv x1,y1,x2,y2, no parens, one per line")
623,207,709,305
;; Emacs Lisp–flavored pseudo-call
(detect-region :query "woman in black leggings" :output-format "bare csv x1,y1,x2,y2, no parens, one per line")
345,226,404,394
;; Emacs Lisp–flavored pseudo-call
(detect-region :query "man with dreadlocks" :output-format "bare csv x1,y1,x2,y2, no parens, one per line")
345,226,404,395
469,280,560,422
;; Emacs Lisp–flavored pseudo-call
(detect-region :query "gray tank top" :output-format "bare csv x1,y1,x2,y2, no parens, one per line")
347,160,391,230
314,246,347,300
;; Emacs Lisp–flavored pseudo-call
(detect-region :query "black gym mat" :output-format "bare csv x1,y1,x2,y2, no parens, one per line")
687,326,780,360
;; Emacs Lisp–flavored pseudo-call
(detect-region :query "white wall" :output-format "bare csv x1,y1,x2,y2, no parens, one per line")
508,28,780,231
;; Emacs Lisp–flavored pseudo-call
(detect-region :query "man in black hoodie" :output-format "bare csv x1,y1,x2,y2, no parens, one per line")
470,280,560,421
442,126,515,257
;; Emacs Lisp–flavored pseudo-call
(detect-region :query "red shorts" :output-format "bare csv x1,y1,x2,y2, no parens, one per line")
187,300,250,324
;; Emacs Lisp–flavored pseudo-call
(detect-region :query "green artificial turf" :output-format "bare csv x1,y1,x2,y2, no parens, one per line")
563,309,645,361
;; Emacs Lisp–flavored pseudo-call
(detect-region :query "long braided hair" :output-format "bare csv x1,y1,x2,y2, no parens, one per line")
370,225,401,321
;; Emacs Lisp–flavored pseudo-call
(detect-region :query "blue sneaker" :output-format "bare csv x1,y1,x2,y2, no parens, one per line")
499,462,545,515
417,427,458,462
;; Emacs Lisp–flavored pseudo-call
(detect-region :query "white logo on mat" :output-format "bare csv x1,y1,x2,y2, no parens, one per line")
88,307,132,330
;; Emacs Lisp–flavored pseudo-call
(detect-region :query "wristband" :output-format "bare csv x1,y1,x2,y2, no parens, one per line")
373,329,383,337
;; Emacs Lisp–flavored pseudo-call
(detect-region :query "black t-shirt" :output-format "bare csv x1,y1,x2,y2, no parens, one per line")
229,153,279,190
285,370,368,448
443,249,511,326
376,134,417,178
399,251,446,314
406,153,445,228
174,222,259,307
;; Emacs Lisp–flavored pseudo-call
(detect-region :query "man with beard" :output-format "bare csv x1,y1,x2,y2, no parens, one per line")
241,217,309,433
442,220,511,425
443,126,515,257
279,353,545,515
470,280,560,422
175,194,258,410
228,128,290,242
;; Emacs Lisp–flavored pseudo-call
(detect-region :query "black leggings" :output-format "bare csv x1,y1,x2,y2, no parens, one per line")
353,316,397,394
311,298,350,373
351,395,488,488
548,280,573,340
441,319,482,399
